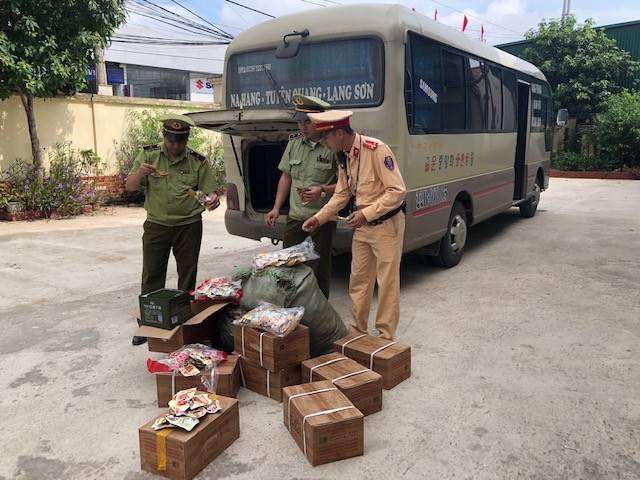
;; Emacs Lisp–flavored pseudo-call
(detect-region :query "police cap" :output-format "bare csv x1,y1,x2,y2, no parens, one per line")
292,94,330,120
159,114,195,141
307,110,353,132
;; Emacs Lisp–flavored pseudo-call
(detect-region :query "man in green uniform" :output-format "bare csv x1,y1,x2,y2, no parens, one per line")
126,114,220,345
265,95,338,298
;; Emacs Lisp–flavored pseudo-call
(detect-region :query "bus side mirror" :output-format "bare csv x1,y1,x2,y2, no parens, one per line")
556,108,569,126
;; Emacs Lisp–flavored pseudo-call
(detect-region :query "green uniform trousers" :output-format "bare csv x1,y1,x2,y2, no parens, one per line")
283,217,336,299
141,220,203,295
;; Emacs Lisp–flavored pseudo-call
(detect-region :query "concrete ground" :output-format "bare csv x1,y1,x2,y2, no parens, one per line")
0,178,638,479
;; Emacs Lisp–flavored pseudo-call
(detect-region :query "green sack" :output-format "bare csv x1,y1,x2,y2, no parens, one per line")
238,264,347,357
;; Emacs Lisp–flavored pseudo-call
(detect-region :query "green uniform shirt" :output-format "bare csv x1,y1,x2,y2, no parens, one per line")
278,135,338,222
131,143,218,227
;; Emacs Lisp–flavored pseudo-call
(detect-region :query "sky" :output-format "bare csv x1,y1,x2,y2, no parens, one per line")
113,0,640,74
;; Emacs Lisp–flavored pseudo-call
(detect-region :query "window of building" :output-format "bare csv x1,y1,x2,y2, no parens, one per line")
125,65,189,100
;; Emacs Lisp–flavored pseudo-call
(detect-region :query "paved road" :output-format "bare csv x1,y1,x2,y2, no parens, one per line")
0,178,638,479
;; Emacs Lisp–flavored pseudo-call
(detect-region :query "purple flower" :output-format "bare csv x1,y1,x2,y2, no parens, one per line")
57,183,63,189
77,196,83,202
25,185,30,190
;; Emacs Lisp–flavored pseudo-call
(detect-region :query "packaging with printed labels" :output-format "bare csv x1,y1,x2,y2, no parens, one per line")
139,289,192,330
333,334,411,390
282,380,364,466
131,301,228,353
301,352,383,416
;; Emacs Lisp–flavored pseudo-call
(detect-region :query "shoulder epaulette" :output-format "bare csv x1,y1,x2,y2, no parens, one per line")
363,139,379,150
289,132,304,140
188,148,206,162
143,144,160,151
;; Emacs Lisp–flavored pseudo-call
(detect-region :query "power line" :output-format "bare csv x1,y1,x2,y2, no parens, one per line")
225,0,275,18
169,0,234,40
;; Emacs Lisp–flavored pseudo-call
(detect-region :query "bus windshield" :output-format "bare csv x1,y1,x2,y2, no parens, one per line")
226,37,384,109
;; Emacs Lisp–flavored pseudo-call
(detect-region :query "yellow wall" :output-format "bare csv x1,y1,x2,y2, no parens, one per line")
0,94,221,173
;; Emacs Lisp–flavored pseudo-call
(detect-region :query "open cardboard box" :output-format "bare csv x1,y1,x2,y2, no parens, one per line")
130,300,229,353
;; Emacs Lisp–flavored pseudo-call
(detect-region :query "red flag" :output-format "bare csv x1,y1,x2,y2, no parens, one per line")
481,24,485,41
462,15,469,32
434,8,438,21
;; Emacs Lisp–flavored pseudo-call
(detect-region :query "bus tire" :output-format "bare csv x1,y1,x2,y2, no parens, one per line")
433,201,467,268
519,180,541,218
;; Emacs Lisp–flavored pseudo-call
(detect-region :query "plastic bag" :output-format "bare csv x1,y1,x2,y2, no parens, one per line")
168,344,227,376
193,277,242,302
233,300,303,337
252,236,320,273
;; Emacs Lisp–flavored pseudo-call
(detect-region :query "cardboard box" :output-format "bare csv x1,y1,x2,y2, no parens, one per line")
333,334,411,390
139,394,239,480
238,355,301,403
131,302,228,353
282,380,364,466
139,289,192,330
301,353,383,416
156,355,241,407
233,323,310,372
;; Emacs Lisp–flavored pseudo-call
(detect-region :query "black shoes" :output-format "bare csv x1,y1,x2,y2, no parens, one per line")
132,335,148,346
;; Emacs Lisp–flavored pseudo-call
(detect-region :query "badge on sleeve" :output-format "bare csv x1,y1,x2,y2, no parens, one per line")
384,156,395,170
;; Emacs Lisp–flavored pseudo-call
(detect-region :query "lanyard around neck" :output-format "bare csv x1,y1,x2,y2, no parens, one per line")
347,135,362,197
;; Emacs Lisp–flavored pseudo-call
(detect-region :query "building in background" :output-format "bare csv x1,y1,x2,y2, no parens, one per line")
85,23,227,103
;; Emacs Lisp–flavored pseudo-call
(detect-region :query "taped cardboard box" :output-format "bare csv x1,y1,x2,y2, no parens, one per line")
156,354,241,407
139,394,239,480
333,334,411,390
238,354,301,403
301,352,383,416
282,380,364,466
130,301,228,353
234,323,310,372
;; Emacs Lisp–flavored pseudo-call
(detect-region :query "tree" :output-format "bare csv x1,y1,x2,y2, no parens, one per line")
0,0,126,168
521,15,640,119
593,91,640,170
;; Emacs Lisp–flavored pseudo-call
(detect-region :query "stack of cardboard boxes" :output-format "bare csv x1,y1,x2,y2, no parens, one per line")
233,323,309,402
134,289,414,476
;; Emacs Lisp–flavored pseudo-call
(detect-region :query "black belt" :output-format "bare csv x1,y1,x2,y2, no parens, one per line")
369,201,406,226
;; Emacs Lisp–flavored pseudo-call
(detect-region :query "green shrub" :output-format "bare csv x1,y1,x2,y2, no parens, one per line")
551,151,586,170
2,143,105,215
594,91,640,170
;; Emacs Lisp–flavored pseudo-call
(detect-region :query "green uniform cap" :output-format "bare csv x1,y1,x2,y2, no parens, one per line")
292,94,330,120
159,114,195,141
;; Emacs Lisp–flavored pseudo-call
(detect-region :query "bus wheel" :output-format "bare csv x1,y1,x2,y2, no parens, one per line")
433,201,467,268
519,180,541,218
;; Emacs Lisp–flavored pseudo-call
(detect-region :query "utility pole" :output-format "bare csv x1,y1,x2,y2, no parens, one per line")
94,43,112,95
562,0,571,18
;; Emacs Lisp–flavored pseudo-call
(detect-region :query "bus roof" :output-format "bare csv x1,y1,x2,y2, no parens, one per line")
227,3,547,82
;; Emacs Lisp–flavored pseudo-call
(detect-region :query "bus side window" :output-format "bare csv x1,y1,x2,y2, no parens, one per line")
442,51,465,130
465,58,487,131
502,71,517,131
407,32,441,133
486,65,503,130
